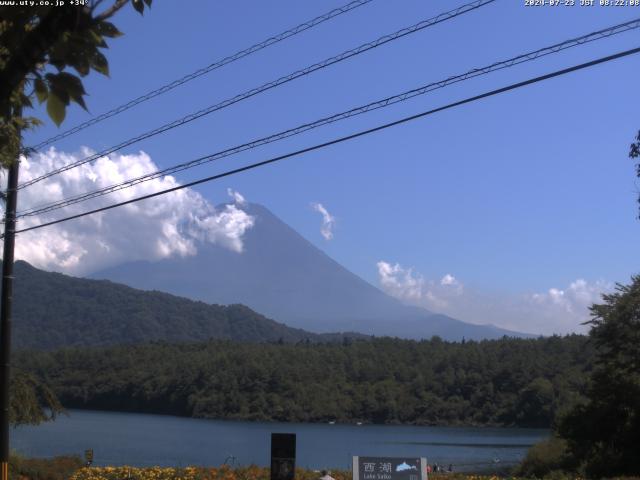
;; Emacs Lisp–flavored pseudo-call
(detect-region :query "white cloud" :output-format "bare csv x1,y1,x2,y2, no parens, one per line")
376,261,462,309
441,274,456,286
440,273,463,295
311,202,335,241
4,148,255,276
227,188,246,205
529,278,612,317
376,260,612,335
377,261,425,301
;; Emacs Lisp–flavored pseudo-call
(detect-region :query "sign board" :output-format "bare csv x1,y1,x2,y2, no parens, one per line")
353,457,427,480
270,433,296,480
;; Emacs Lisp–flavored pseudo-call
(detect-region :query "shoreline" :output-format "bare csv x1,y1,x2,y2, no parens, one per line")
45,406,554,431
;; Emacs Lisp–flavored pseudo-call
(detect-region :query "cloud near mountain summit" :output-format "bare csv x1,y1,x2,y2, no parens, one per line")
5,148,254,276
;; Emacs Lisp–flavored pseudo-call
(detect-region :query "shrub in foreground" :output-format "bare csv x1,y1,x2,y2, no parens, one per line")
9,454,84,480
515,437,573,478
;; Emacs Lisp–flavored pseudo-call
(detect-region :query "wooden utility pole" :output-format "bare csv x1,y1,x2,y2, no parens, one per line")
0,105,20,480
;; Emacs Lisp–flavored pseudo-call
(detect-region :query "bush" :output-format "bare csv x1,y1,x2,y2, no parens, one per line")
516,437,572,478
9,454,84,480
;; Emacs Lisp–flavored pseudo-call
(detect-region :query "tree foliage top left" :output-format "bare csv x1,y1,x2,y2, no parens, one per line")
0,0,151,167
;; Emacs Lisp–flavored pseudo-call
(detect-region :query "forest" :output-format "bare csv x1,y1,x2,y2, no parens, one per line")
17,334,592,428
9,261,361,349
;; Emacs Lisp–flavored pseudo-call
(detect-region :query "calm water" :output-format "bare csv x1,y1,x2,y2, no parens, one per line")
11,410,548,471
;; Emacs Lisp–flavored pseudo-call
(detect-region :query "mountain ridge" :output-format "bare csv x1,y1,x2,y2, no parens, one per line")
9,260,363,350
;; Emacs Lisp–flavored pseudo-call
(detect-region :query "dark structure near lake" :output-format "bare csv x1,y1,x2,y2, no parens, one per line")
271,433,296,480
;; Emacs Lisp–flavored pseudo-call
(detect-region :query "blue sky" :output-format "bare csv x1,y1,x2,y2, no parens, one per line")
18,0,640,333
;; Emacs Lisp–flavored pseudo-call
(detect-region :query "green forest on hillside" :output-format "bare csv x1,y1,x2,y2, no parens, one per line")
10,261,361,349
18,335,592,428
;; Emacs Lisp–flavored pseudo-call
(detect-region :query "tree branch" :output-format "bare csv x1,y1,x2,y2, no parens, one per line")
91,0,107,12
94,0,129,22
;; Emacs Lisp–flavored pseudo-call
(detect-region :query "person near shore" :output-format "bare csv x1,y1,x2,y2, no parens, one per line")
319,470,335,480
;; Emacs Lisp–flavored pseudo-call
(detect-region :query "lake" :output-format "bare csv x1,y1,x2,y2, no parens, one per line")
11,410,548,471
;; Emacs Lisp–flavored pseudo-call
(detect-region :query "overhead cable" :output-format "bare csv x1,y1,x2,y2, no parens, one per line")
11,45,640,236
17,0,496,190
27,0,377,151
17,17,640,218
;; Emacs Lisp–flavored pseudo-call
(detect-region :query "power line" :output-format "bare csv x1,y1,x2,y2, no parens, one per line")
16,17,640,218
16,0,496,191
10,45,640,237
27,0,376,152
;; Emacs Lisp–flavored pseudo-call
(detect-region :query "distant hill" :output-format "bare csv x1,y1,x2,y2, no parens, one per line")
9,261,358,350
94,203,529,341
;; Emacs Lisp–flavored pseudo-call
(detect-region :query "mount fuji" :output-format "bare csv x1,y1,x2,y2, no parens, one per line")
92,203,527,340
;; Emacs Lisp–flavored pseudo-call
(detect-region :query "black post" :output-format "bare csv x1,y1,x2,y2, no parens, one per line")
0,139,19,480
271,433,296,480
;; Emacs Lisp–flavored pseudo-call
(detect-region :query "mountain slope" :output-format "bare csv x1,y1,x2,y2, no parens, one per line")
9,261,352,350
93,203,527,340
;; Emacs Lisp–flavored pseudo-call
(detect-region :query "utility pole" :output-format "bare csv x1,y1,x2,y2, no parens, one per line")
0,105,20,480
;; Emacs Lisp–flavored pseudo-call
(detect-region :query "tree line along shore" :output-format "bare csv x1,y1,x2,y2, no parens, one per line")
17,335,591,428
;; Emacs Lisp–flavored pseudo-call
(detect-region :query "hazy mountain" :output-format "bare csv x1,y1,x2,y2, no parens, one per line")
93,203,527,340
9,260,359,350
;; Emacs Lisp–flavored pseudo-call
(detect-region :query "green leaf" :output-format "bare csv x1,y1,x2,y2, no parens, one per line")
45,74,71,106
52,72,86,95
91,51,109,76
27,117,44,129
20,93,33,109
49,33,71,65
132,0,144,14
34,78,48,104
71,95,87,111
69,89,88,109
50,72,88,111
49,86,70,106
47,93,66,127
95,21,123,38
89,29,108,48
69,54,91,76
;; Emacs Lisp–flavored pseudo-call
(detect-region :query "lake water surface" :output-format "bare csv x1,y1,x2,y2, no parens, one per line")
11,410,548,471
